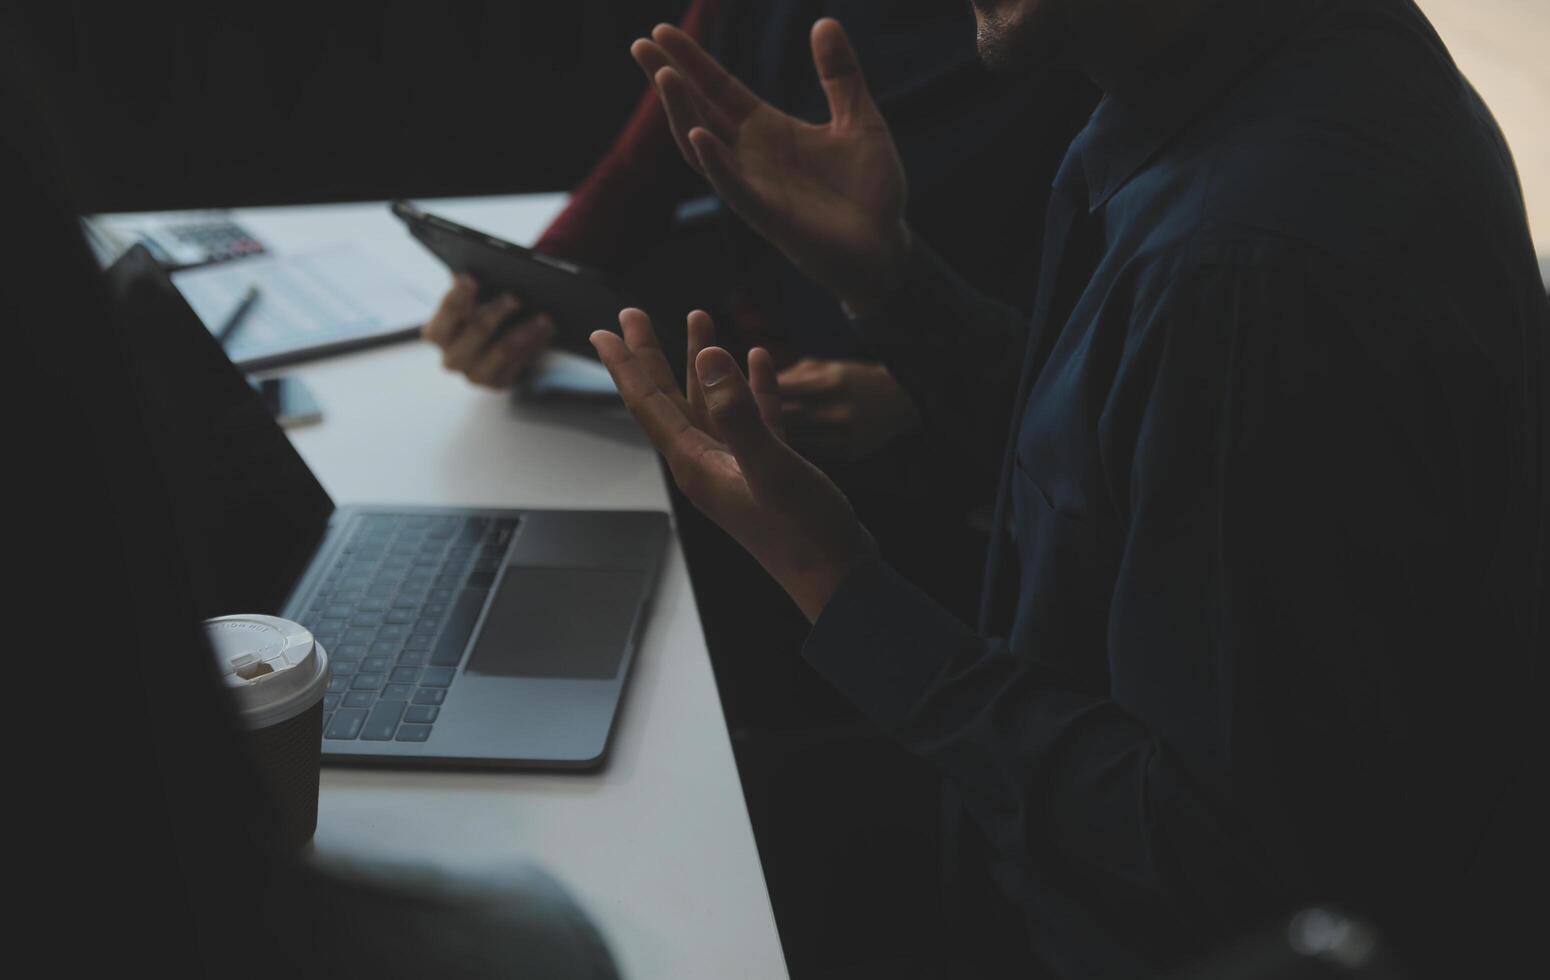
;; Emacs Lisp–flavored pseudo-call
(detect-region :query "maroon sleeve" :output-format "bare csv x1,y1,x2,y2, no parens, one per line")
533,0,721,270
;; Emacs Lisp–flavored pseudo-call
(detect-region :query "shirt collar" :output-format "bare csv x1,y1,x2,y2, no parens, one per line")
1057,0,1334,212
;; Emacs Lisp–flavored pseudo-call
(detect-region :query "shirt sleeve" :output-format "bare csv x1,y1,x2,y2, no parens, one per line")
803,245,1502,951
846,238,1028,483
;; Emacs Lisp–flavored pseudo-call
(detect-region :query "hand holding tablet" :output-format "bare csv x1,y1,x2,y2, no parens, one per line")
393,200,632,375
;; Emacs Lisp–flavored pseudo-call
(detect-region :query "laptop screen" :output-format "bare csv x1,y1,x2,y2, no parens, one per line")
103,246,334,620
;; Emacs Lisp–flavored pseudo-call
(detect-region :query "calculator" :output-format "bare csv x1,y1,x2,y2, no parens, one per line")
82,210,268,270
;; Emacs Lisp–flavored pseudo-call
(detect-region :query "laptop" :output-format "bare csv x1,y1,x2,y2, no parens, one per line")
104,245,668,770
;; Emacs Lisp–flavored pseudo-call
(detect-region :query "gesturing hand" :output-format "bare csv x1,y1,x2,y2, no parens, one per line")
591,310,877,621
632,19,912,315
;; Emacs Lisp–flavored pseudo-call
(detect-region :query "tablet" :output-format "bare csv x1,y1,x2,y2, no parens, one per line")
392,199,629,357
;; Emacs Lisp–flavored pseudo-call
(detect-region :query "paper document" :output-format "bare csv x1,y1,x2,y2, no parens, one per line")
172,245,436,367
527,351,618,398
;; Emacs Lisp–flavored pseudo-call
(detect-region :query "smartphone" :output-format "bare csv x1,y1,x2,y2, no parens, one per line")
391,199,630,357
249,375,322,428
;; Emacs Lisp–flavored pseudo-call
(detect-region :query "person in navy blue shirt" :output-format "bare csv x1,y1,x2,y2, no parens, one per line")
594,0,1546,975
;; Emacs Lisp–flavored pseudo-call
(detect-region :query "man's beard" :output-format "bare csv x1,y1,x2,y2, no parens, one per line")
973,0,1070,76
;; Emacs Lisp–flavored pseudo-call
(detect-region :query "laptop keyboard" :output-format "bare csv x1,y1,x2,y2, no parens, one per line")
297,513,518,745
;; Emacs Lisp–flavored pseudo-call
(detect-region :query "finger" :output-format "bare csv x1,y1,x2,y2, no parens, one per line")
444,293,521,371
592,329,708,471
685,309,716,428
619,308,691,413
811,18,880,129
635,38,737,140
445,293,519,370
490,320,555,389
696,346,787,490
775,370,842,399
782,401,850,426
630,37,673,82
776,359,850,400
476,316,557,389
688,127,771,230
747,347,785,439
634,40,734,134
656,67,713,172
641,58,706,173
655,64,739,141
423,274,479,346
652,24,761,125
776,357,823,378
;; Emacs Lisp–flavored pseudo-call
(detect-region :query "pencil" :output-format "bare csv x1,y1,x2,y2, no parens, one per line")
216,284,261,346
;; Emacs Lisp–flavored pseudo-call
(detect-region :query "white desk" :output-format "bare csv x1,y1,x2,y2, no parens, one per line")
188,195,787,980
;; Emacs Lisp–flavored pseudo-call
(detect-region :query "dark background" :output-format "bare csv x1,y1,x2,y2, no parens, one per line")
13,2,687,213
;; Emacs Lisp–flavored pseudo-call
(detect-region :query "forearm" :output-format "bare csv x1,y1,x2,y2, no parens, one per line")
847,239,1027,479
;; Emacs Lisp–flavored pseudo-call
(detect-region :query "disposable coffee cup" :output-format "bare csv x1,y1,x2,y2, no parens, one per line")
205,614,330,850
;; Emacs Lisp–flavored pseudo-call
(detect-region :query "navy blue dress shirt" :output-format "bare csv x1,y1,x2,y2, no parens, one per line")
802,1,1547,976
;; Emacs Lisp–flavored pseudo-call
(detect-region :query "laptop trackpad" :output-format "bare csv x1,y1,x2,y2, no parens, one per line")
464,566,646,680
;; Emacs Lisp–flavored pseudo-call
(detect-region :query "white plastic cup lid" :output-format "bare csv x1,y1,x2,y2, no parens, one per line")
205,614,330,729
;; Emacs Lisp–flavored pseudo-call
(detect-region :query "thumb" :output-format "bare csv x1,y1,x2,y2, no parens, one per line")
696,347,787,487
811,18,879,128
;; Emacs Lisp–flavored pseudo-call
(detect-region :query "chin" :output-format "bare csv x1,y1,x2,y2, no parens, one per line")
973,0,1066,75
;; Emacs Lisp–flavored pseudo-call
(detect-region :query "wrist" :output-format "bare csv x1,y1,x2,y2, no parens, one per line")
839,220,913,318
789,527,878,623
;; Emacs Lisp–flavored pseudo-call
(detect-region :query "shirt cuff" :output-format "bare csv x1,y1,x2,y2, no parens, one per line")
801,557,967,732
841,238,950,339
843,238,973,341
